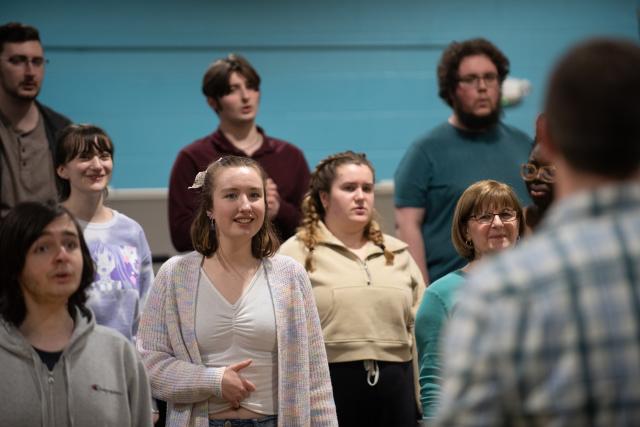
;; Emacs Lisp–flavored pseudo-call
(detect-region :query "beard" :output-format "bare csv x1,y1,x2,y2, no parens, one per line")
0,77,40,102
453,97,502,131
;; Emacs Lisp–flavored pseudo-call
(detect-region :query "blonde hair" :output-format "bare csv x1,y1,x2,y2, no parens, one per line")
190,156,279,257
451,180,524,261
298,151,393,271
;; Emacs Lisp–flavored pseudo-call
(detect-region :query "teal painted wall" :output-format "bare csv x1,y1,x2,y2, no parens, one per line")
4,0,638,187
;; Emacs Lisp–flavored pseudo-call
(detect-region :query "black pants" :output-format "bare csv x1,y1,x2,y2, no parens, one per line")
329,360,419,427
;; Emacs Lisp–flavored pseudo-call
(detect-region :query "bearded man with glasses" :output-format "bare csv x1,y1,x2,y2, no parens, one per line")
395,38,531,285
0,22,71,218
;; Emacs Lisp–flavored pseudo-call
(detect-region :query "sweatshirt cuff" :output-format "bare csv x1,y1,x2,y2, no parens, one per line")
212,366,226,398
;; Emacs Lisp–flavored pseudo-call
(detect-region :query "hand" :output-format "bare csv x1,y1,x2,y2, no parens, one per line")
221,359,256,407
266,178,281,219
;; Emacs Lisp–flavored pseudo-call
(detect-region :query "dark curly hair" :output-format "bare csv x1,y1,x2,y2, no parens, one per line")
437,38,510,107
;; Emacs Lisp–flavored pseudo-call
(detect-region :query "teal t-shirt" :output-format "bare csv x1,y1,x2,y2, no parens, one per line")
394,122,531,282
415,269,466,419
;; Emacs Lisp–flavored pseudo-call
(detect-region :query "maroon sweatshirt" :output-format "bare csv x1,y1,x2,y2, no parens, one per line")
168,127,310,251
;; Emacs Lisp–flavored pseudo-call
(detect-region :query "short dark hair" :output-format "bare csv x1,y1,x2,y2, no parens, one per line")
54,124,115,201
202,53,260,109
0,201,94,327
190,156,279,258
437,38,510,107
544,38,640,178
0,22,41,53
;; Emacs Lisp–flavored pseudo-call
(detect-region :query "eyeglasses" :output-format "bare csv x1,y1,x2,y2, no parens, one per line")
520,163,556,183
457,73,499,89
470,210,518,225
3,55,48,68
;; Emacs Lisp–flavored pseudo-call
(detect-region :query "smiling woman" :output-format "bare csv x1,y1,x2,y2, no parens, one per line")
54,124,154,343
137,155,337,427
414,179,523,420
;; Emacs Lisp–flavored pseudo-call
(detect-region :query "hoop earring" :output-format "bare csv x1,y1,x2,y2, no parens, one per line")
465,239,473,248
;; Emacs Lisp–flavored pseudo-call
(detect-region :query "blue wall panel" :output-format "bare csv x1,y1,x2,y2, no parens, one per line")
4,0,638,187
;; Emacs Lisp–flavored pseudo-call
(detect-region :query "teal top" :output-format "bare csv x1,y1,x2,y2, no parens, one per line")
415,269,466,419
394,122,531,282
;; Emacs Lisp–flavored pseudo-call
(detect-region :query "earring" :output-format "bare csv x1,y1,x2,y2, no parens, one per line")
209,217,216,232
465,239,473,248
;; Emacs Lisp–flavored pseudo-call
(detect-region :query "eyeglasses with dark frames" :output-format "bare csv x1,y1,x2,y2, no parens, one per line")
469,209,518,225
457,73,499,89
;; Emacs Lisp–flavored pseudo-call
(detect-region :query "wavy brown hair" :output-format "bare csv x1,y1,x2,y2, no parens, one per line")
190,155,279,258
298,151,393,271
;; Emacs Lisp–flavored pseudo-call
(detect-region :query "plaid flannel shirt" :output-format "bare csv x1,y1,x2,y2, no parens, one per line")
435,182,640,427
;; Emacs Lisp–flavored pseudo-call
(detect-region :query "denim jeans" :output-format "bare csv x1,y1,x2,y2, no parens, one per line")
208,415,277,427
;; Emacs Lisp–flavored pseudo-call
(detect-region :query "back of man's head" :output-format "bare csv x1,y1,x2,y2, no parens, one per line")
545,38,640,179
0,22,40,54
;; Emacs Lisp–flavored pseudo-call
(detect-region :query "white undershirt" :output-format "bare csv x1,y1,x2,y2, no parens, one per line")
195,263,278,415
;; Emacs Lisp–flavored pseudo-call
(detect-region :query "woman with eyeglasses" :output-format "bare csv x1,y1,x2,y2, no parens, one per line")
520,115,556,234
414,179,524,421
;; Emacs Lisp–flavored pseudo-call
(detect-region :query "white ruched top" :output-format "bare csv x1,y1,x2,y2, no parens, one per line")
195,264,278,415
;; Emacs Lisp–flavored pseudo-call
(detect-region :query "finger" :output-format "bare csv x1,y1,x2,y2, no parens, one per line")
228,359,252,372
242,378,256,392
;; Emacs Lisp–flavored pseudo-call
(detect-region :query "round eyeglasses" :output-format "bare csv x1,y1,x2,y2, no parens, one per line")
520,163,556,183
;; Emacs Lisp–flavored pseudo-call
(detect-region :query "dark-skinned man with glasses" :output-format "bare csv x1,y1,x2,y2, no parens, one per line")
521,113,556,234
395,38,531,285
0,22,71,218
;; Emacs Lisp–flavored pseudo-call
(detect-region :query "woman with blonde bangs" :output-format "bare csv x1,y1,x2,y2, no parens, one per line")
414,179,524,421
137,155,336,427
280,151,424,427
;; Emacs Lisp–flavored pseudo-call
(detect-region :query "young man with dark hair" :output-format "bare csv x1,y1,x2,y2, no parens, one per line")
394,38,531,284
435,38,640,426
0,22,71,217
0,201,152,426
168,54,310,251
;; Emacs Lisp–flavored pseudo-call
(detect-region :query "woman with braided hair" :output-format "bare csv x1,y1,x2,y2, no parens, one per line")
280,151,424,426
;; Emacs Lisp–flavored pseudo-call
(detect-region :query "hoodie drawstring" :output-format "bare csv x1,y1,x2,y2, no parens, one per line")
364,360,379,386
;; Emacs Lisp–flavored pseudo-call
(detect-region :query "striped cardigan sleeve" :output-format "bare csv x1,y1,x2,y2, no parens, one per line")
136,257,225,404
294,265,338,426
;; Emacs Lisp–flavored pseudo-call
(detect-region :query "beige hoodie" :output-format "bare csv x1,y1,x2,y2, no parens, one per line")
280,221,425,363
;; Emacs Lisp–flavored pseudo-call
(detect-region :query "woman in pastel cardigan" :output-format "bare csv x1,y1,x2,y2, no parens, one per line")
137,156,337,427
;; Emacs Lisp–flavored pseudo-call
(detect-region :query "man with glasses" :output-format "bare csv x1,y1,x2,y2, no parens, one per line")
0,22,71,217
521,114,556,233
436,37,640,426
395,38,531,284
